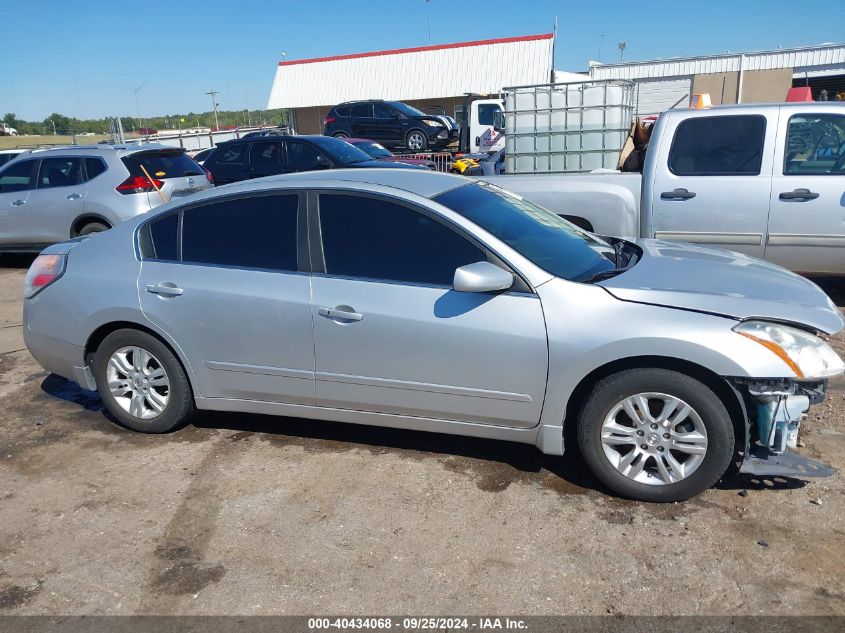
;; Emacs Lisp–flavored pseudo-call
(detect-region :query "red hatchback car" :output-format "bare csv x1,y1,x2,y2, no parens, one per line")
345,138,437,170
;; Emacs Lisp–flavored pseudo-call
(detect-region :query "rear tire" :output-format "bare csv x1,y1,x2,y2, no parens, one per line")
93,329,194,433
406,129,428,152
577,368,734,502
76,221,110,237
332,132,350,139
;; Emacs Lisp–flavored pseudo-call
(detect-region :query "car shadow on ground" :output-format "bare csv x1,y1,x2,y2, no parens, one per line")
810,276,845,308
0,254,37,269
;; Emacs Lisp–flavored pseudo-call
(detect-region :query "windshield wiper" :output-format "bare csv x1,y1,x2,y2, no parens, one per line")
584,267,628,283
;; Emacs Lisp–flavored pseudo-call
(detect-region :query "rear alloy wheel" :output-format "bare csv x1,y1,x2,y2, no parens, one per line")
94,329,193,433
406,130,428,152
333,132,350,139
577,369,734,502
77,221,110,236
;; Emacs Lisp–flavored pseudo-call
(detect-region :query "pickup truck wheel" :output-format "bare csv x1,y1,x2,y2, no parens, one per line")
577,368,734,502
93,329,194,434
406,130,428,152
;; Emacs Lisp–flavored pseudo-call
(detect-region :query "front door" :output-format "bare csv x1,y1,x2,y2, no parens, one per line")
766,109,845,274
138,191,315,404
310,192,548,428
650,112,776,258
247,141,283,179
0,158,38,246
25,156,86,244
371,102,400,144
470,100,505,153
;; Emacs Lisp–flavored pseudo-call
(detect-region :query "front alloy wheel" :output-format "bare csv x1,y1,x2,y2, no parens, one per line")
406,130,427,152
577,369,734,502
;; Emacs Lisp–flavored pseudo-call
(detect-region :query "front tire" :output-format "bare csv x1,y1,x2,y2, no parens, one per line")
93,329,194,433
405,129,428,152
77,221,110,237
332,132,350,139
577,369,734,502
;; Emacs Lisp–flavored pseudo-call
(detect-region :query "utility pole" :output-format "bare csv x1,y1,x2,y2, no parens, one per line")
618,41,626,62
134,82,146,130
206,90,220,131
425,0,432,43
599,34,605,62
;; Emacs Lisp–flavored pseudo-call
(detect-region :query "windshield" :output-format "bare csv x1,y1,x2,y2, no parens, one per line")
352,141,393,159
390,101,426,117
307,136,373,164
433,182,616,282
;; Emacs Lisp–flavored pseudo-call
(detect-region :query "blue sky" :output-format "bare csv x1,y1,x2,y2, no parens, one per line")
2,0,843,120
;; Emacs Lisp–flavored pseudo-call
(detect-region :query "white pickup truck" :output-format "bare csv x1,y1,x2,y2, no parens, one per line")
491,102,845,275
0,123,18,136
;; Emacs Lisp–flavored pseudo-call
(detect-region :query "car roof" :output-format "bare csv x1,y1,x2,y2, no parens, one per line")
10,143,185,159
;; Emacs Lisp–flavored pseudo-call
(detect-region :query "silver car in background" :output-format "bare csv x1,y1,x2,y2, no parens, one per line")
23,169,845,502
0,143,210,251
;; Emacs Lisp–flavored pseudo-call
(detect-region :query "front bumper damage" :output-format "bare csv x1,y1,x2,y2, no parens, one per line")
730,378,836,479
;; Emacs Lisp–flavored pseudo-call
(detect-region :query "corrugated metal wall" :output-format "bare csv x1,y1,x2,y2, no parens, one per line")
267,35,554,109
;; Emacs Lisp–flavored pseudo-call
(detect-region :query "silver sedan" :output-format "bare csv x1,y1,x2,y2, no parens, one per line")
23,169,845,502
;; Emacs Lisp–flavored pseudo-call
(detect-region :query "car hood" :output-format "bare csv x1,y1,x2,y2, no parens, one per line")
347,160,421,169
598,239,845,334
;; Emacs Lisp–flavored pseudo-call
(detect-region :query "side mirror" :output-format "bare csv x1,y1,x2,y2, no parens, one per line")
453,261,513,293
492,111,505,133
314,157,332,169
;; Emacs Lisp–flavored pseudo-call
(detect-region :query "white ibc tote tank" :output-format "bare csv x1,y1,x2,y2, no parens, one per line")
504,80,634,174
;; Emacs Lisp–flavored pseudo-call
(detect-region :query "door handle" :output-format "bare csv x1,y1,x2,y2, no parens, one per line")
145,283,184,297
10,199,25,207
660,188,696,200
66,193,81,200
318,306,363,322
779,188,819,201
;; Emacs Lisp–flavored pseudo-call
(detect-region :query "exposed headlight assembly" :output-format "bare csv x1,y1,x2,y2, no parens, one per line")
734,320,845,379
425,120,445,128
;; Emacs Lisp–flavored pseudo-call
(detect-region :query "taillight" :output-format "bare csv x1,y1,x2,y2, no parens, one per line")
204,168,214,184
324,116,336,125
24,254,67,298
116,175,164,194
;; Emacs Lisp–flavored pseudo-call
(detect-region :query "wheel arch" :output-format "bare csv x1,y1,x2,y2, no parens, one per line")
84,320,198,394
561,355,747,456
70,213,113,238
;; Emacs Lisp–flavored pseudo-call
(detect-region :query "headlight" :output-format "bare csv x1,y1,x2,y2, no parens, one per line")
733,320,845,379
425,120,445,128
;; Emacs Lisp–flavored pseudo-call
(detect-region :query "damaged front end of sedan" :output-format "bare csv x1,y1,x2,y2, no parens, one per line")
730,377,836,479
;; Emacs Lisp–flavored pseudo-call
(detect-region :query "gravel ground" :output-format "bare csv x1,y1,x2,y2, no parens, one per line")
0,257,843,616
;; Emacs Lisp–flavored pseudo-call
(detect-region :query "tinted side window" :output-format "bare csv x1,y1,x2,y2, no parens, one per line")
248,142,283,169
38,157,82,189
477,103,502,126
215,144,247,164
669,115,766,176
784,113,845,175
319,194,484,285
0,154,19,168
335,106,350,117
351,103,372,118
148,213,179,260
285,142,322,171
182,195,299,271
85,158,107,180
373,103,394,118
0,160,36,193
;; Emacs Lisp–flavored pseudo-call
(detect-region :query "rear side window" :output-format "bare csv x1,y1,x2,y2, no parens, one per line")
148,213,179,260
214,144,247,164
784,113,845,175
318,194,484,285
373,103,394,118
0,154,19,168
668,115,766,176
0,159,36,193
351,103,372,118
335,106,350,117
249,142,282,168
85,158,107,180
181,194,299,271
37,157,82,189
122,150,204,179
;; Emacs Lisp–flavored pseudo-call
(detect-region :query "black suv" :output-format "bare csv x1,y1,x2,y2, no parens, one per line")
323,100,459,152
202,134,419,185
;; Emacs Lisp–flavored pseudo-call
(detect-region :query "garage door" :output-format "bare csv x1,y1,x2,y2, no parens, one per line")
635,78,692,115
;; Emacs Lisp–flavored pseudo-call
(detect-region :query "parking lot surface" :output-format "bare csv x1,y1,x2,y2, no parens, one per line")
0,257,843,615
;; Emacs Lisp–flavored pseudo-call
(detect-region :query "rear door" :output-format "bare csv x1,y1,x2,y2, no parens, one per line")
121,149,210,208
766,108,845,274
0,158,38,245
349,103,372,138
204,142,250,185
24,156,86,244
247,141,284,178
138,191,315,404
649,111,775,258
